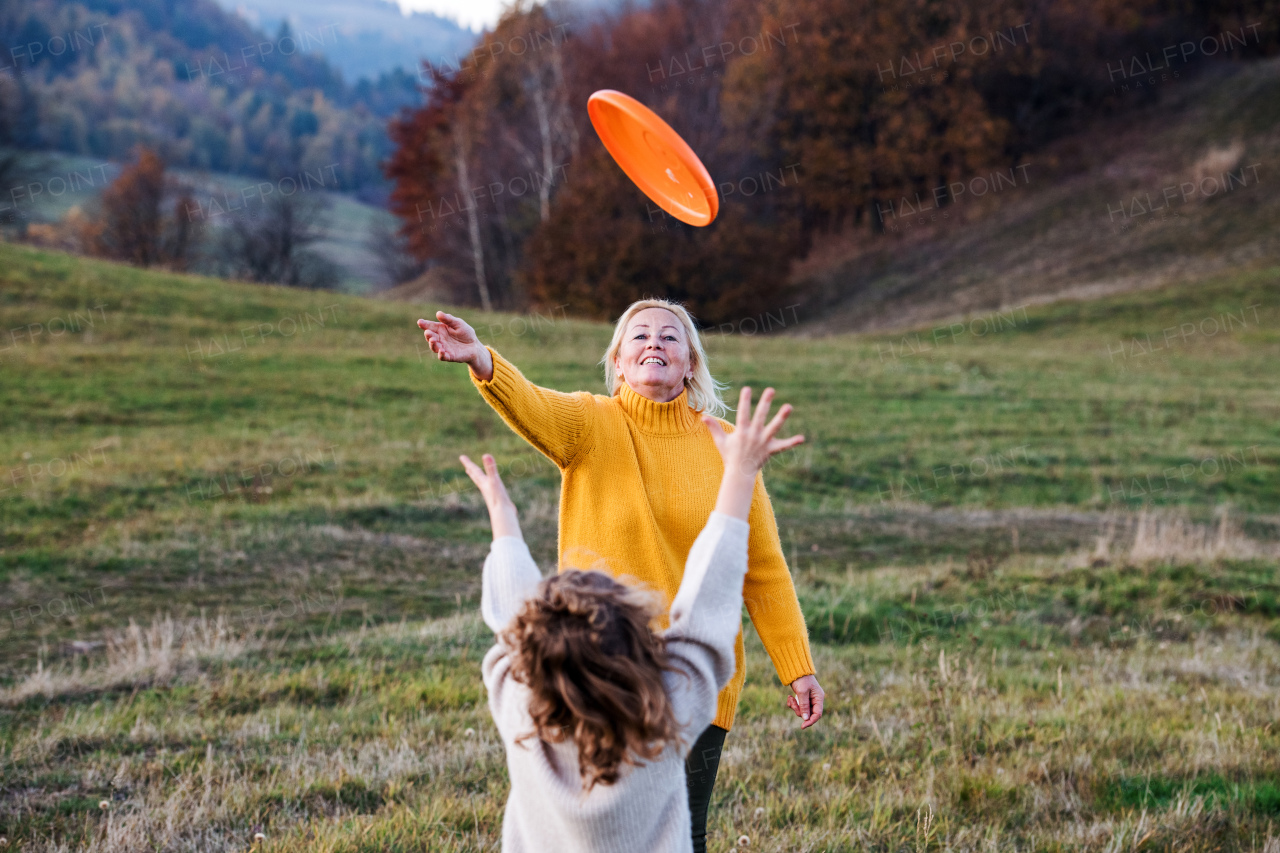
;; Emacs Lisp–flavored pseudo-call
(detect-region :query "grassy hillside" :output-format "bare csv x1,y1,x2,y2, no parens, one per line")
0,243,1277,851
802,58,1280,334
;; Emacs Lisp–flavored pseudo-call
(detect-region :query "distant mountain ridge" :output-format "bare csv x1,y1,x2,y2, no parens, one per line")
214,0,478,81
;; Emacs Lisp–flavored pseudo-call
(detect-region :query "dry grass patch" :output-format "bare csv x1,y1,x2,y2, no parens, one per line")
1,615,263,704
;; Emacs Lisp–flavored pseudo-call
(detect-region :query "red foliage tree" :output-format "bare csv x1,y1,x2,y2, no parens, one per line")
385,4,577,310
91,147,202,270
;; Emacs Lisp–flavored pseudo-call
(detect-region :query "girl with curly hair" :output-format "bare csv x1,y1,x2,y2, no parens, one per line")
462,386,802,853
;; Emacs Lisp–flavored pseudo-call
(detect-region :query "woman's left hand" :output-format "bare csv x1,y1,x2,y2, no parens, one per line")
786,674,825,729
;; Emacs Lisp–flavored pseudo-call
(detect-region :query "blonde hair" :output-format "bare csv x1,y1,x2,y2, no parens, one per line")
602,299,728,418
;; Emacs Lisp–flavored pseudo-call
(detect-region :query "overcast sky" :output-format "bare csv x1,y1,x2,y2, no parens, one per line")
396,0,505,32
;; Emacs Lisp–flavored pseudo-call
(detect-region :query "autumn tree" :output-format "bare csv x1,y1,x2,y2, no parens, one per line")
386,61,484,306
518,0,806,323
382,0,810,323
480,9,578,224
522,148,803,323
386,3,577,310
90,147,203,270
717,0,1022,235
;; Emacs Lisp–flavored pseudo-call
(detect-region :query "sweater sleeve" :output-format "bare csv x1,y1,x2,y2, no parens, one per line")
481,536,543,634
470,346,594,469
480,537,543,741
742,476,816,685
661,512,750,742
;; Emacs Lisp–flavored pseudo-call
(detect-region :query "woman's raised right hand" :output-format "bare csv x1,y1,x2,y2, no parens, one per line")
417,312,494,380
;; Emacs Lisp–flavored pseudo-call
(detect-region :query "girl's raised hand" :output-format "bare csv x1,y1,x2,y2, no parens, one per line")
704,387,804,476
703,387,804,520
460,453,522,540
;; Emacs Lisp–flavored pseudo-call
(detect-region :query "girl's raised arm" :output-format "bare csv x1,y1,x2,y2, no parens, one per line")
460,453,540,633
662,388,805,739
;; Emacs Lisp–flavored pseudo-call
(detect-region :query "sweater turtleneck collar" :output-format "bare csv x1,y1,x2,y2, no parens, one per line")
616,381,703,434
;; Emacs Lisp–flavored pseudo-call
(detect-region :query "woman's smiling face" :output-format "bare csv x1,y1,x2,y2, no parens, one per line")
614,307,692,403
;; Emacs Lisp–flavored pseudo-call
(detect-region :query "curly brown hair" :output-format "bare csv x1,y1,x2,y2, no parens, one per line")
500,570,683,789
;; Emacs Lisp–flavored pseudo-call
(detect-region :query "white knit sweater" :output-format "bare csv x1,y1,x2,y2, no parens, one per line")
480,512,749,853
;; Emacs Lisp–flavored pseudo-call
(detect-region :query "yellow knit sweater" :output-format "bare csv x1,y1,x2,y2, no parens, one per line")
471,347,815,730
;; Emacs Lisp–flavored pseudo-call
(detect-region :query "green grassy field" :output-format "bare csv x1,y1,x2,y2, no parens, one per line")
1,243,1278,851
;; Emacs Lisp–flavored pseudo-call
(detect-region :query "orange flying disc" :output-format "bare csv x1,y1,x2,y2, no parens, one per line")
588,89,719,227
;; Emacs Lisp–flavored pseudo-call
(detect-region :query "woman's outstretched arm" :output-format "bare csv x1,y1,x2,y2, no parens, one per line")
418,312,593,469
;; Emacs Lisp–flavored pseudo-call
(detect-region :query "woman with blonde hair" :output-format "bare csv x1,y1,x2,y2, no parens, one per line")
417,299,824,851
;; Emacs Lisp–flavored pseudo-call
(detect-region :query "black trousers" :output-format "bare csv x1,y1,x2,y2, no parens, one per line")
685,724,728,853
